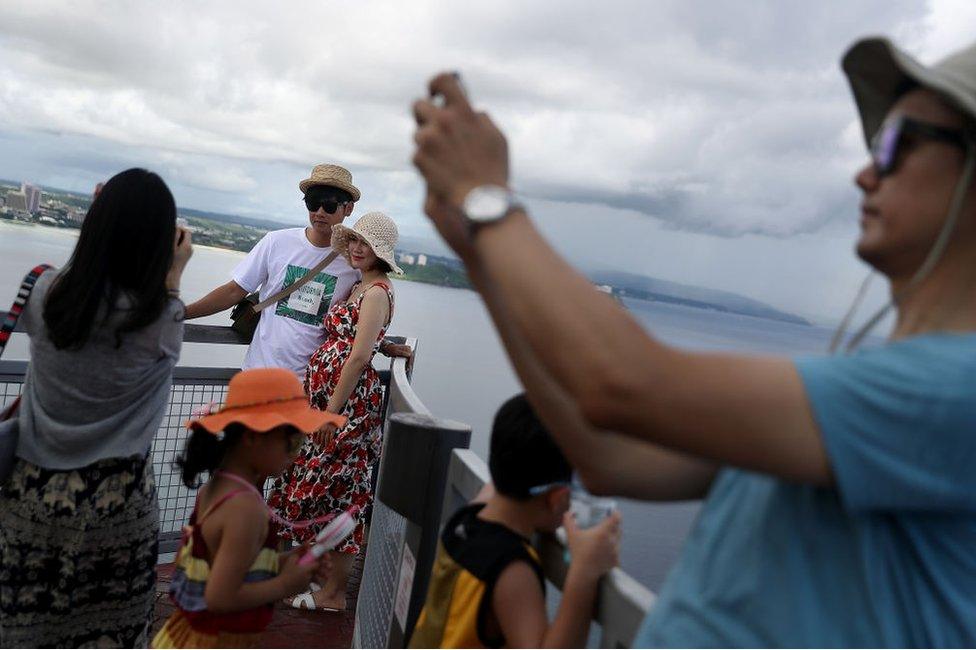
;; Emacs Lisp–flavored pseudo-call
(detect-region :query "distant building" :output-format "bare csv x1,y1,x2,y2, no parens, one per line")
176,217,189,228
416,254,428,267
21,183,41,213
596,284,613,294
399,253,416,265
5,191,28,212
67,209,85,223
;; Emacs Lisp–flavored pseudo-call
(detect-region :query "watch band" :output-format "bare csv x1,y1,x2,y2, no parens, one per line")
461,185,522,228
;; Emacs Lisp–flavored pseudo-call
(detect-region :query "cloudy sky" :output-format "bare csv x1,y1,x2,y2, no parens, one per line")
1,1,974,324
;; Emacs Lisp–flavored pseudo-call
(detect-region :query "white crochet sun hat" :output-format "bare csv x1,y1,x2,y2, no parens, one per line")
331,211,404,275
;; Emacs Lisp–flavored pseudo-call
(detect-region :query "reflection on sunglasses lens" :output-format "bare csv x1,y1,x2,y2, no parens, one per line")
871,122,900,176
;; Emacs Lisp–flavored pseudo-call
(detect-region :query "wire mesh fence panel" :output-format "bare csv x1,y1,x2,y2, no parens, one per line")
354,499,409,649
152,380,231,540
0,380,23,412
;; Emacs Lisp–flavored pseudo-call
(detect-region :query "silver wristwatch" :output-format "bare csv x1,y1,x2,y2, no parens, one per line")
461,185,522,228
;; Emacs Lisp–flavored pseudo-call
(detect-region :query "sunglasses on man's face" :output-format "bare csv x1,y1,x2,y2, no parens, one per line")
870,115,969,177
303,195,350,214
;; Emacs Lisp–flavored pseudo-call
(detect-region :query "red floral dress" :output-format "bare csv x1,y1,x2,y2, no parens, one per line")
269,281,394,554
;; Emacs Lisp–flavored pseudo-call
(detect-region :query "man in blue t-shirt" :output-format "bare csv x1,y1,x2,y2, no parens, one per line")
635,336,976,646
409,36,976,647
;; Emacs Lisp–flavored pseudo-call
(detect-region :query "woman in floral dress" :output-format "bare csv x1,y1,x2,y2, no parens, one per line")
269,211,402,612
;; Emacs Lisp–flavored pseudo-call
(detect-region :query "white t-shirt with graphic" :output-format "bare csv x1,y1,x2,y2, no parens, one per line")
232,228,359,376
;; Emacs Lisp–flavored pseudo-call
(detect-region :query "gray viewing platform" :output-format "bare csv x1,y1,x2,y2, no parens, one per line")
0,318,655,648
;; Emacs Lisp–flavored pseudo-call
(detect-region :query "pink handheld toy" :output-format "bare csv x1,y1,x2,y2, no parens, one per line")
298,506,360,567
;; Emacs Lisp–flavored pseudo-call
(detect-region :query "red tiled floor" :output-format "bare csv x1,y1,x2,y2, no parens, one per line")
152,551,364,649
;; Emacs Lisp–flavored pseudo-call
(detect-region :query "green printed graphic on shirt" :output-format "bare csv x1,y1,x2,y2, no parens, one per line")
274,264,338,326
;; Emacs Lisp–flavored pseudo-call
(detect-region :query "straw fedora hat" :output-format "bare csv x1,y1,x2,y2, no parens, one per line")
843,37,976,145
187,368,346,434
298,163,361,202
331,211,404,275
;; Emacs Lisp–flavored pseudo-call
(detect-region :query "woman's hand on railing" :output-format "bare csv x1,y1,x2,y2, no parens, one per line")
380,341,413,359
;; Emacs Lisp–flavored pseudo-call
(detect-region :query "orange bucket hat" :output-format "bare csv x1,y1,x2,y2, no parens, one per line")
187,368,346,434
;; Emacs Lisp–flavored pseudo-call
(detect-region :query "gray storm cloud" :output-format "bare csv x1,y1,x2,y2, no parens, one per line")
0,0,973,320
0,0,931,236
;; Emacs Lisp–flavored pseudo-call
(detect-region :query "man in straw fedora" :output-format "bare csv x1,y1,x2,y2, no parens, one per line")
185,164,407,377
411,35,976,647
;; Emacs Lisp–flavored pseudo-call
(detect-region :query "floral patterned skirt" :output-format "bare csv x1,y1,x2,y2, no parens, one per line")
268,354,385,554
268,423,382,554
0,453,159,648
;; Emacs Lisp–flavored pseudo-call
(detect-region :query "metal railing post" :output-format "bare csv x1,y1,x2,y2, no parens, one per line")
353,412,471,649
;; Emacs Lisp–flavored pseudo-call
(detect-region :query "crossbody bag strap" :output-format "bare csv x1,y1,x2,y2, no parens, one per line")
0,264,53,359
251,250,340,312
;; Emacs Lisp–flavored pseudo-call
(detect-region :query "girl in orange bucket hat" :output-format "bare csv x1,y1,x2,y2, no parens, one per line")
153,368,346,648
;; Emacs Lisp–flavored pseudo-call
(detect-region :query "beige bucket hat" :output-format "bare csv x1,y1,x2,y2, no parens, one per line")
331,211,404,275
843,37,976,145
298,163,361,201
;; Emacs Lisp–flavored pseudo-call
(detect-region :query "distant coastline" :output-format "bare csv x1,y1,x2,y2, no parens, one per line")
1,180,811,327
0,218,810,326
0,214,471,293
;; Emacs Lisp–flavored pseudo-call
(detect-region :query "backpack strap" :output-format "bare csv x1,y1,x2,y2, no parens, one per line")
0,264,53,359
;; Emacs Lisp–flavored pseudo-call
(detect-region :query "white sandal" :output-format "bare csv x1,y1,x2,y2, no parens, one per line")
287,591,316,610
285,588,343,612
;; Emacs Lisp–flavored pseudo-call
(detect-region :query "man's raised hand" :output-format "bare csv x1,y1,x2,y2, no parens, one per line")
412,72,510,252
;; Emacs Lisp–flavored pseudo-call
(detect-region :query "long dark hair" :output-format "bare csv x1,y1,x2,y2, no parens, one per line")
176,425,245,489
43,168,177,349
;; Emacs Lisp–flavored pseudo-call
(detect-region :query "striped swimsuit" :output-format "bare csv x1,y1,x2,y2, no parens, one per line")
152,487,280,648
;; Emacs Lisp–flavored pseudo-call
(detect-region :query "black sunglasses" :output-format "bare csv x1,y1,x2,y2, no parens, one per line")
303,195,350,214
870,115,970,177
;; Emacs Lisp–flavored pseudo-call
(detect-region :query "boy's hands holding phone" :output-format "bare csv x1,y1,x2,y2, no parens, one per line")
564,510,622,582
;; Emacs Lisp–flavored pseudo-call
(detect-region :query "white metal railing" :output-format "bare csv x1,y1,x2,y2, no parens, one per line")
0,328,420,558
442,448,657,649
383,337,429,417
2,318,656,648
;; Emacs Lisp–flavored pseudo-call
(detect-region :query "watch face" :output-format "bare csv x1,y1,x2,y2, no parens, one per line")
464,186,511,222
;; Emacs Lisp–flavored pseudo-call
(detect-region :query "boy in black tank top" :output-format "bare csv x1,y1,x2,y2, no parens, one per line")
410,394,621,648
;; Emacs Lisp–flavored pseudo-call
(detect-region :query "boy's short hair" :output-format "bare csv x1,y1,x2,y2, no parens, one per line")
489,394,572,500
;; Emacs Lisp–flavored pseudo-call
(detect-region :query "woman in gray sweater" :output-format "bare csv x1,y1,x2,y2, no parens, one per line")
0,169,193,647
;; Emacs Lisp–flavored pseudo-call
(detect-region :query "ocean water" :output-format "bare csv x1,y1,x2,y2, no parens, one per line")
0,221,839,592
